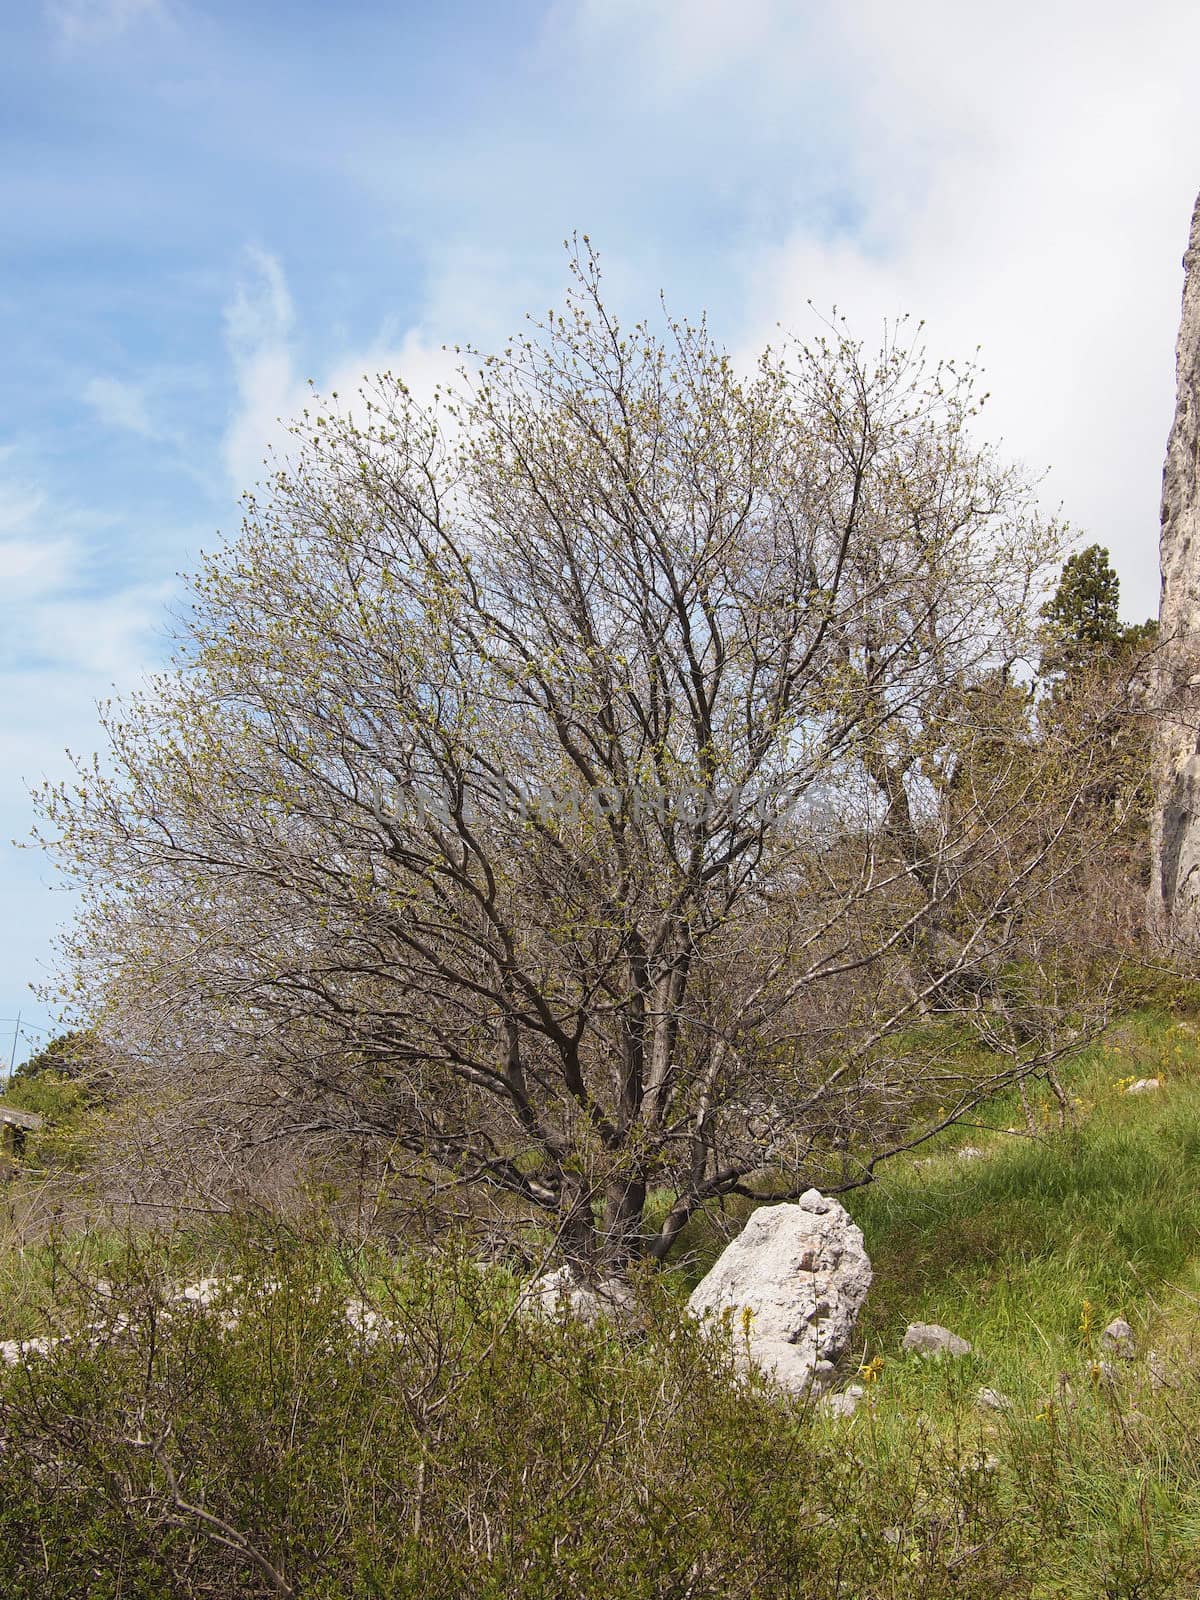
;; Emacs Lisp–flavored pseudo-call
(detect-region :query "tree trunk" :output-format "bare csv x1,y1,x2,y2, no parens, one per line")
601,1177,647,1268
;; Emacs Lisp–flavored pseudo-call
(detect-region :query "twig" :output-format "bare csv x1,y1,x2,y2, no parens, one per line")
150,1442,295,1596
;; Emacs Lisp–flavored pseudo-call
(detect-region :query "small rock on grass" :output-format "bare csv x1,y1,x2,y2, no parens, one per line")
0,1335,57,1364
902,1322,971,1358
975,1386,1012,1411
344,1298,401,1344
1101,1318,1135,1359
820,1383,867,1418
522,1265,637,1325
174,1277,230,1309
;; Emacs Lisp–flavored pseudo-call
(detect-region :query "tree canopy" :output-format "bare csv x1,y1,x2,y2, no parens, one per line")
38,252,1138,1267
1040,542,1156,675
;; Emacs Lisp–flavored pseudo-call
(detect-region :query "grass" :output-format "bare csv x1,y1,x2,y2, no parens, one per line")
828,1009,1200,1597
849,1012,1200,1367
3,1009,1200,1595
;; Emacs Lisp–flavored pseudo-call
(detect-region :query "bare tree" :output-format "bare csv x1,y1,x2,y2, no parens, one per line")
38,250,1131,1267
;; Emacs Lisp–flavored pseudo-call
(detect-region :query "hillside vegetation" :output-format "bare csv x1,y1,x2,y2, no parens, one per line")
3,1006,1200,1597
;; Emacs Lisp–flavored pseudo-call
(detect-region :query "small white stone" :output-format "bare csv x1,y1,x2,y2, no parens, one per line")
521,1266,636,1325
821,1383,867,1418
976,1386,1012,1411
1148,1350,1175,1391
176,1277,227,1308
902,1322,972,1358
343,1298,398,1343
1125,1079,1161,1095
1101,1318,1135,1358
0,1335,56,1365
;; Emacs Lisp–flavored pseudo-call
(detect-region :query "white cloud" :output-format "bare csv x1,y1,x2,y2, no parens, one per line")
0,535,75,597
0,467,170,680
224,245,294,356
698,0,1200,623
0,473,78,601
0,482,49,539
222,247,298,494
21,586,170,680
549,0,1198,622
83,375,158,438
222,247,462,498
0,462,175,1022
565,0,790,91
46,0,166,47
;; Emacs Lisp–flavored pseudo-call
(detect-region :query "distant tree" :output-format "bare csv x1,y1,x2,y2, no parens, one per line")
1040,543,1156,676
1034,546,1159,940
1041,544,1122,657
12,1030,94,1082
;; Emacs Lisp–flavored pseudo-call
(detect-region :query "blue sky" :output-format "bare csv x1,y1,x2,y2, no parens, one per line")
3,0,1199,1056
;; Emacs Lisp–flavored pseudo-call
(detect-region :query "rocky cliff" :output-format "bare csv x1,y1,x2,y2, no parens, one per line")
1151,191,1200,944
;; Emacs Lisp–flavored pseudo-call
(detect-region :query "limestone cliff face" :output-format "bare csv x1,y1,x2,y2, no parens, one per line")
1151,192,1200,943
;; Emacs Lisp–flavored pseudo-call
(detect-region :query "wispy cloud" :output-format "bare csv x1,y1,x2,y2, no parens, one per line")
0,457,175,1019
563,0,794,92
0,478,50,539
0,533,76,598
0,464,170,677
620,0,1197,624
45,0,167,48
0,469,76,602
83,375,159,439
222,247,461,498
221,246,298,494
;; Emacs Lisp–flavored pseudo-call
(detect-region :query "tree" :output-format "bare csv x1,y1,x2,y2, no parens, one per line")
39,251,1130,1269
1041,543,1121,657
1040,543,1156,676
12,1029,99,1083
1039,545,1157,826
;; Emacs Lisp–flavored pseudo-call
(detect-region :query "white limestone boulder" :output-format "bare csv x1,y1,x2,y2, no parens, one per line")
686,1190,872,1396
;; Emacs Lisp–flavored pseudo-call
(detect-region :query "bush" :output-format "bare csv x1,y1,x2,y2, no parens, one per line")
0,1215,1197,1598
0,1070,100,1171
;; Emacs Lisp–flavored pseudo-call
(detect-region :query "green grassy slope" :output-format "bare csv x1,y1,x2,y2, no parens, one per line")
852,1013,1200,1365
